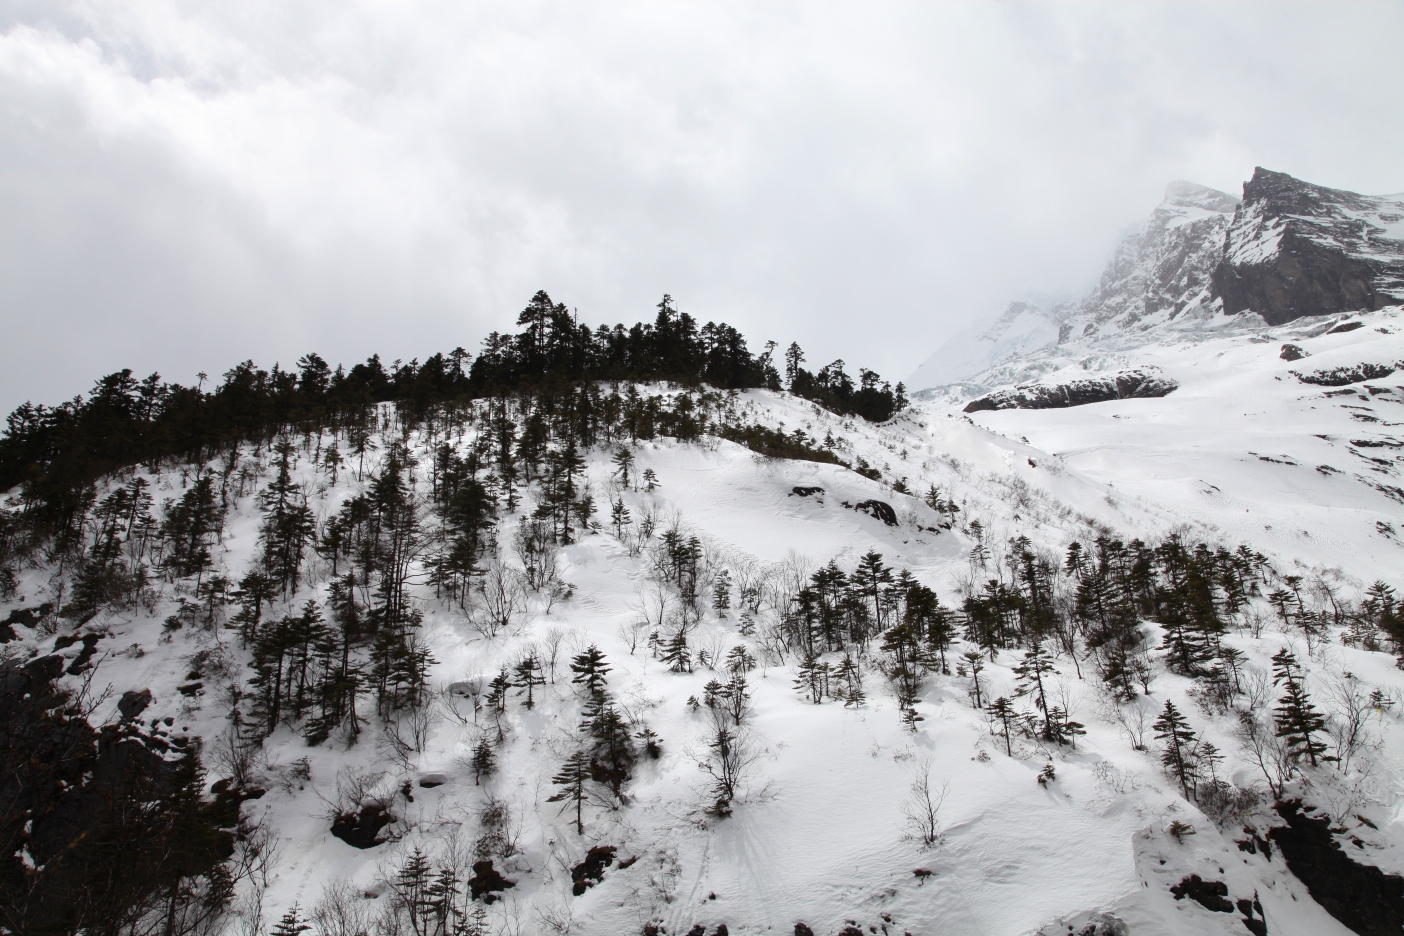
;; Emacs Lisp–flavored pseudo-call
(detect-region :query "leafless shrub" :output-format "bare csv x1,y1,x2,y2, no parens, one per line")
1096,694,1151,751
513,516,559,591
902,758,949,847
440,679,482,726
693,706,762,816
209,721,259,790
319,765,393,822
1326,671,1373,775
266,756,312,794
1235,709,1292,799
630,581,672,635
228,821,281,936
1195,781,1262,824
542,626,569,683
533,899,575,935
616,619,648,655
475,559,526,637
381,702,439,769
311,880,372,936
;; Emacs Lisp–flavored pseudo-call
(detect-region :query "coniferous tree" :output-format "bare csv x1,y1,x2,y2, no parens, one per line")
258,439,317,598
547,750,593,835
570,645,611,699
712,568,732,617
794,651,827,704
661,631,692,673
512,653,546,710
586,702,636,799
988,696,1018,756
270,905,312,936
1272,648,1330,767
1153,700,1199,800
485,667,511,741
852,550,893,631
611,447,635,488
610,497,632,539
833,653,865,707
724,645,755,677
960,649,987,709
161,469,222,582
470,737,496,785
392,849,433,935
1012,642,1055,737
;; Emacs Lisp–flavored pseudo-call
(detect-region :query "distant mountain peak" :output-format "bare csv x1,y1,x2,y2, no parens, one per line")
1162,179,1240,213
911,169,1404,393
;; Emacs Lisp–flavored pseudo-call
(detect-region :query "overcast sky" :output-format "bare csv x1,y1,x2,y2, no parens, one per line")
1,2,1401,412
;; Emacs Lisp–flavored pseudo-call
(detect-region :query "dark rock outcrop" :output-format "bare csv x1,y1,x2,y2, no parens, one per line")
467,859,515,903
848,500,898,526
1169,874,1233,912
571,845,616,895
1291,362,1399,386
1212,168,1404,325
1,659,237,933
964,369,1178,413
0,605,53,643
118,689,152,721
330,804,394,849
1270,800,1404,936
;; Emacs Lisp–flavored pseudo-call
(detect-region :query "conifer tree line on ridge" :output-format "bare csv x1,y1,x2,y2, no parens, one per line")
0,291,905,559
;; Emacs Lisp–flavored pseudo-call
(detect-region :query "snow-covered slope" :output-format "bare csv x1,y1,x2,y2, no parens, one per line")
6,302,1404,935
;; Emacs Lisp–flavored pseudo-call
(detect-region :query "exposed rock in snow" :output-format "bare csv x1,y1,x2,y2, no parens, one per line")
913,169,1404,404
1213,168,1404,325
963,368,1177,412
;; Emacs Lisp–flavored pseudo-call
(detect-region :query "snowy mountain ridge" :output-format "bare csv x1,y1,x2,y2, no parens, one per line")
911,169,1404,400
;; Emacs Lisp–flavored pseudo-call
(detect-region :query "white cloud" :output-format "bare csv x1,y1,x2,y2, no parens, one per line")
0,1,1401,409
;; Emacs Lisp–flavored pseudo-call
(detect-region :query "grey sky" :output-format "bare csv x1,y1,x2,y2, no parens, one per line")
1,2,1401,412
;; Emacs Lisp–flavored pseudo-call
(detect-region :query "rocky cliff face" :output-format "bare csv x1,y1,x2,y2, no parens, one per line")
1211,168,1404,326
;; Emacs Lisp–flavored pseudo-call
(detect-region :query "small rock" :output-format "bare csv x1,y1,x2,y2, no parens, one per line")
118,688,153,721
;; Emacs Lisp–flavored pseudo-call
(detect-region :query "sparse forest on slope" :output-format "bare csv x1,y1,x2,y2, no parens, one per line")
4,290,1404,936
0,292,903,551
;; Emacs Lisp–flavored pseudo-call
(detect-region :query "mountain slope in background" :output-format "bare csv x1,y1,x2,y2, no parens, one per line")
911,169,1404,397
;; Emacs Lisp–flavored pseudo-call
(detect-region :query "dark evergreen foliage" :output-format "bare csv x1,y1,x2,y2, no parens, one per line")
0,291,903,556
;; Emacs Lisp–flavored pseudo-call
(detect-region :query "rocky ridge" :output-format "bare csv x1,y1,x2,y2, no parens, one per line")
1213,168,1404,325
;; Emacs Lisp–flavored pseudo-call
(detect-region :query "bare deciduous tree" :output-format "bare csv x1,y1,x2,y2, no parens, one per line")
476,559,525,637
1326,671,1373,775
903,758,949,847
694,707,762,817
542,626,569,683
